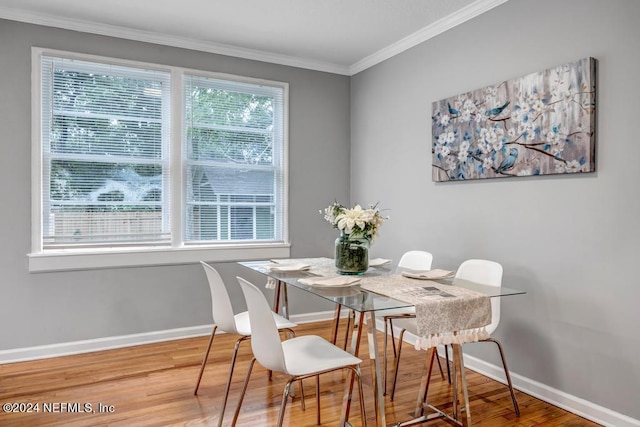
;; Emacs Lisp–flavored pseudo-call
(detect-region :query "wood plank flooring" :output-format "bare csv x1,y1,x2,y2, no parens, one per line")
0,320,601,426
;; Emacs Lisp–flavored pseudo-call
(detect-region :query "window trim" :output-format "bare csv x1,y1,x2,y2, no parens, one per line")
29,47,290,272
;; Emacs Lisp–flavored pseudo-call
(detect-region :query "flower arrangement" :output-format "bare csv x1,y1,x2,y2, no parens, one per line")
321,202,388,241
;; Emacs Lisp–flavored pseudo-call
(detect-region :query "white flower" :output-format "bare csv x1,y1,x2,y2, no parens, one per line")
554,161,566,173
550,144,564,156
463,99,476,111
446,156,457,171
445,131,456,144
565,160,581,173
322,202,388,241
483,156,494,170
336,205,368,234
457,149,468,163
532,99,545,113
546,129,560,144
440,114,451,126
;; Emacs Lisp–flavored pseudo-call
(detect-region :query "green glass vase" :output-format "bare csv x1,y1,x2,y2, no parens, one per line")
334,232,370,275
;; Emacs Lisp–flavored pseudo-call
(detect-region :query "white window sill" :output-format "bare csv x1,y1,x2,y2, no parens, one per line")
28,243,291,273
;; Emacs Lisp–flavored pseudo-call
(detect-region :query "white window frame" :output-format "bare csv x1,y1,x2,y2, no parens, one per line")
29,48,290,272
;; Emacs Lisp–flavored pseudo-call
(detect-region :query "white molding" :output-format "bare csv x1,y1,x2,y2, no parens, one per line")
0,2,509,76
462,353,640,427
349,0,510,75
0,310,338,364
0,7,351,76
28,244,291,272
392,326,640,427
3,311,637,427
0,325,213,364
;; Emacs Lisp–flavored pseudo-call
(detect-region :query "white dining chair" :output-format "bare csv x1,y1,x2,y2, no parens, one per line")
232,277,367,427
194,262,298,427
390,259,520,416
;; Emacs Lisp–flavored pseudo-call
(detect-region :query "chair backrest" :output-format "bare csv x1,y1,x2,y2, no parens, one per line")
455,259,503,334
200,261,239,334
398,250,433,270
237,276,288,373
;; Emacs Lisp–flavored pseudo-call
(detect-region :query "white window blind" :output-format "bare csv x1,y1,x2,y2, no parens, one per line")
183,75,285,243
41,56,171,248
32,49,290,270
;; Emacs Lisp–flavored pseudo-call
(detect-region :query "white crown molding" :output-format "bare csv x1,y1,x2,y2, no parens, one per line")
349,0,510,75
0,6,351,75
0,1,508,76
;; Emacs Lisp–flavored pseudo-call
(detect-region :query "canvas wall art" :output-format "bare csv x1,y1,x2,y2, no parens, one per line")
431,57,596,182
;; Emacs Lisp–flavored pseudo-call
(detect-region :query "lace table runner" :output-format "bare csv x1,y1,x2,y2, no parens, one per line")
359,275,491,349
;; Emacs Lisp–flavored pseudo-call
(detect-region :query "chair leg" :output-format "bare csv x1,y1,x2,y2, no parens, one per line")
280,328,303,407
277,378,295,427
218,336,248,427
231,357,256,426
484,337,520,416
342,308,353,350
434,347,446,381
194,325,217,395
343,309,355,350
331,304,342,345
390,328,406,402
444,344,452,384
383,318,389,395
388,318,398,358
316,375,321,425
353,367,368,427
298,378,306,410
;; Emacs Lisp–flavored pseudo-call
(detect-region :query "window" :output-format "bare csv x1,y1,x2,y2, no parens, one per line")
183,75,285,244
30,49,289,272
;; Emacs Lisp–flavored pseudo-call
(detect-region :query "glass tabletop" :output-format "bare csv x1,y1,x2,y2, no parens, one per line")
239,258,526,313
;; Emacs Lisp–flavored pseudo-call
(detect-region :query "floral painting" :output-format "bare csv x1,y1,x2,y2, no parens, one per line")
431,57,596,181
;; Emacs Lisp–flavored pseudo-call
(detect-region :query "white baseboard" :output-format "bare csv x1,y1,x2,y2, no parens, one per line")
0,325,214,364
0,310,337,365
392,325,640,427
460,353,640,427
2,312,638,427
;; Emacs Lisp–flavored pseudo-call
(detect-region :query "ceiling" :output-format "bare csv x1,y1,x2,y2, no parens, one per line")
0,0,507,75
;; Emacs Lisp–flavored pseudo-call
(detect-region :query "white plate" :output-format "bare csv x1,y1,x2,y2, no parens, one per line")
298,276,361,288
401,269,455,280
266,263,311,272
369,258,391,267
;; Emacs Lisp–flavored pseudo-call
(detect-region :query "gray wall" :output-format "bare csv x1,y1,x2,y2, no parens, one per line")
351,0,640,420
0,19,349,349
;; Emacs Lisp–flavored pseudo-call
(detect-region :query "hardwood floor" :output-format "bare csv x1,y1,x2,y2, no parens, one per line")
0,320,600,427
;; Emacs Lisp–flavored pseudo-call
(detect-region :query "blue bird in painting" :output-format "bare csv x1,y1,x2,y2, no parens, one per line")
485,101,510,117
447,102,459,116
495,148,518,174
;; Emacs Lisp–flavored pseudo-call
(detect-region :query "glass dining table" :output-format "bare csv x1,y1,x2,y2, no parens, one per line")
239,257,525,427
